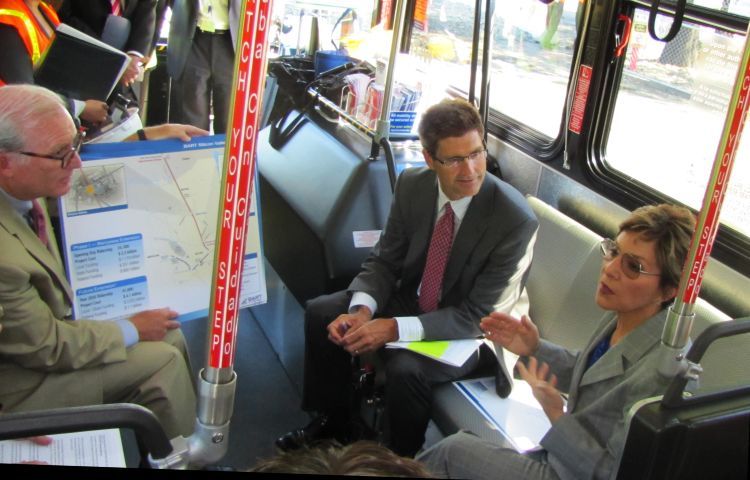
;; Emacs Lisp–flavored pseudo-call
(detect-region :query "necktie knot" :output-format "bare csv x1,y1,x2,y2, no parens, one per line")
419,203,455,313
111,0,122,16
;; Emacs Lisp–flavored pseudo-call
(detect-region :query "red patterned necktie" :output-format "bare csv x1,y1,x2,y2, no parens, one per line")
111,0,122,16
419,203,455,312
28,199,50,247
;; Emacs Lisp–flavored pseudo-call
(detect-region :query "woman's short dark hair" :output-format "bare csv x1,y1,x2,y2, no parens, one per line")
618,204,696,293
418,98,484,157
250,440,433,477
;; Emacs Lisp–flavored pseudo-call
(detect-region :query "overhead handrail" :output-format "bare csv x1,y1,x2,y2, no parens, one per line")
648,0,687,43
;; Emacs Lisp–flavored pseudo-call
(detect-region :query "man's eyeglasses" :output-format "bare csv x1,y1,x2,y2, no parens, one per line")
14,129,85,169
433,149,487,168
600,238,660,280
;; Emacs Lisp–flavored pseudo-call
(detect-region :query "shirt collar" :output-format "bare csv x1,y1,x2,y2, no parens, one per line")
436,188,472,222
0,187,32,217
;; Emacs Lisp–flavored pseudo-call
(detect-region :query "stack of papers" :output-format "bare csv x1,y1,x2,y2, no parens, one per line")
454,376,553,452
386,339,483,367
0,428,126,467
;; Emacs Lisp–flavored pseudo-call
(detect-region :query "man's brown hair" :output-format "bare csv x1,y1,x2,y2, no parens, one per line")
418,98,484,157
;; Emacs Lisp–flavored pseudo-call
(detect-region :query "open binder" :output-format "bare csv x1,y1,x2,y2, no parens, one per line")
34,23,130,101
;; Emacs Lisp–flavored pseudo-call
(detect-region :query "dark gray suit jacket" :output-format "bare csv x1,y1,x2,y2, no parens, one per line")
59,0,158,55
537,309,672,480
349,166,538,341
166,0,241,78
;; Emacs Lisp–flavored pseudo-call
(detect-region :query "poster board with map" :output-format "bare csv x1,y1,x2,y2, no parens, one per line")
58,135,266,322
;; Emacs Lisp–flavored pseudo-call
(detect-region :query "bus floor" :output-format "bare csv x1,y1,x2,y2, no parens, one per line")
179,258,445,470
180,258,310,471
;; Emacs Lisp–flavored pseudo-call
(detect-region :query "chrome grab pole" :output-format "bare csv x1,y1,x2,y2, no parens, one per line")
149,0,274,468
375,0,407,143
658,23,750,378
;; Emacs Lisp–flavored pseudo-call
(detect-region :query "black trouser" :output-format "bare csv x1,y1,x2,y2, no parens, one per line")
301,290,482,457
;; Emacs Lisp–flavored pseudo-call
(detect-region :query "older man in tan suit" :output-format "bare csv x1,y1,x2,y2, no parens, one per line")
0,84,196,439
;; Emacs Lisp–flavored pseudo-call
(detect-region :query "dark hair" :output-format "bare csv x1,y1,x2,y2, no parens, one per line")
417,98,484,157
250,440,433,477
618,204,696,295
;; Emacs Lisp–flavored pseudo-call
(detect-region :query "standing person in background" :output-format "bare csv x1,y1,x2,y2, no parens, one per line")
167,0,241,134
57,0,159,89
0,0,109,126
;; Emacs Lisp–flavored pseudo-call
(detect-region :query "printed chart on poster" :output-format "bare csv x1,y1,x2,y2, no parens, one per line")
59,135,266,322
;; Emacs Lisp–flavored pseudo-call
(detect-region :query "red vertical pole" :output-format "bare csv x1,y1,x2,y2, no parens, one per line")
191,0,273,463
208,0,273,377
659,24,750,377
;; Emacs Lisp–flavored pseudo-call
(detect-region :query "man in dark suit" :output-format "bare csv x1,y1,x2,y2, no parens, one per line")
58,0,158,87
277,98,539,457
166,0,241,133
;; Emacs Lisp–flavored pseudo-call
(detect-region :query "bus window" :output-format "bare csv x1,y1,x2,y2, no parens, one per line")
269,1,378,58
408,0,476,96
605,8,750,239
693,0,750,17
489,0,584,137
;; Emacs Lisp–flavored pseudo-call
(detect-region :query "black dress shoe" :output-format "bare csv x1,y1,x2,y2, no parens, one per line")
275,414,344,451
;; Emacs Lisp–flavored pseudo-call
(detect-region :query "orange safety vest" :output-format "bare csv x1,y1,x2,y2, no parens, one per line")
0,0,59,86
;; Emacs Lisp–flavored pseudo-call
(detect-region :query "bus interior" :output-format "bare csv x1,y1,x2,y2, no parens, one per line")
2,0,750,477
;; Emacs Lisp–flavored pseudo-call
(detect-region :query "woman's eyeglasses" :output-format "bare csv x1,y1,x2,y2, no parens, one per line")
14,128,85,169
600,238,661,279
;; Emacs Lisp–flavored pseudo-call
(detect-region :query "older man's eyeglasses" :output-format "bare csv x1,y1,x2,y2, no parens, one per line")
15,129,85,169
433,149,487,168
600,238,661,280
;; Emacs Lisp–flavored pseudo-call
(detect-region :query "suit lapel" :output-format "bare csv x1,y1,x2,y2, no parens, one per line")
0,196,74,305
440,177,491,295
574,310,667,400
408,174,439,279
565,313,617,409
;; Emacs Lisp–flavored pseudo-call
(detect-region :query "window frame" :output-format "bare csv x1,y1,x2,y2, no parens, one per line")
587,0,750,275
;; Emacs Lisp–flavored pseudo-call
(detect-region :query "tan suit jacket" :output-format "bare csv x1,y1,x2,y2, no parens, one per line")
0,194,129,411
0,193,197,438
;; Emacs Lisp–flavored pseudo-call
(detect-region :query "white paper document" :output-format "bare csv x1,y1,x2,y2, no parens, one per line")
0,428,126,467
386,339,483,367
454,376,552,452
59,136,267,322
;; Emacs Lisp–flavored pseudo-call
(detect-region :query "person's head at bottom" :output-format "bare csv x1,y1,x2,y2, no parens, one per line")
251,440,433,477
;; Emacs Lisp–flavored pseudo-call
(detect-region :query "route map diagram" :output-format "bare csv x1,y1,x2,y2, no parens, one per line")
65,164,128,216
59,137,265,321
